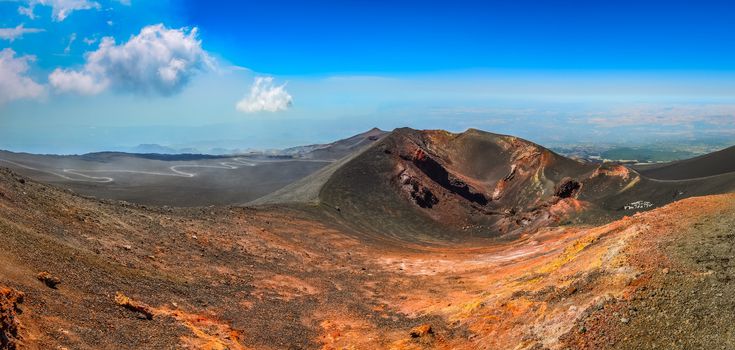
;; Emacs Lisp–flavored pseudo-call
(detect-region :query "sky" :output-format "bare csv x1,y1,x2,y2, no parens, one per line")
1,0,735,154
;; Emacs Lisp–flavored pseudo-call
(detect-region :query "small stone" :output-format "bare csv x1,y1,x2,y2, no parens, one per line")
621,317,629,324
409,324,433,338
36,271,61,289
114,292,153,320
662,268,670,274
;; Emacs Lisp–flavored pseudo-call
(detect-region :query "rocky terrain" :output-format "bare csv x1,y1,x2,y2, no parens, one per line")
2,128,735,349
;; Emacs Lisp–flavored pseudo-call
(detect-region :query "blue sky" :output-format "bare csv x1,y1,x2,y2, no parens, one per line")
1,0,735,154
183,0,735,73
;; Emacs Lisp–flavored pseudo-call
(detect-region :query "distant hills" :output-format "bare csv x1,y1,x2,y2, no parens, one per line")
125,128,388,158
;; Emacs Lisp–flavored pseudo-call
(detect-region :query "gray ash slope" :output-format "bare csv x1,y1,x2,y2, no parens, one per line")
0,128,386,207
633,144,735,180
281,127,387,161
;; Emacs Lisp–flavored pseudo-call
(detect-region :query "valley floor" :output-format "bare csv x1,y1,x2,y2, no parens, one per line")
1,167,734,349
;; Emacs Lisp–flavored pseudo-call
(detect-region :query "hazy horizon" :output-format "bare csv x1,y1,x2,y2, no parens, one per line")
2,1,735,154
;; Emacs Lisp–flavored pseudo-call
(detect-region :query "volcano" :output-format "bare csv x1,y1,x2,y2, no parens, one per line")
2,128,735,349
258,128,731,240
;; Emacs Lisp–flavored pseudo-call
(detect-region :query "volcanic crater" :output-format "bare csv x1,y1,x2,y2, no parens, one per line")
2,127,735,349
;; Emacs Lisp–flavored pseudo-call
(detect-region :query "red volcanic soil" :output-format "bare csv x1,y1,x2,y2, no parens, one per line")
1,286,25,349
2,164,735,349
562,194,735,349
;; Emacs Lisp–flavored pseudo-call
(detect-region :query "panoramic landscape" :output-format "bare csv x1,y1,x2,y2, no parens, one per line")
3,1,735,349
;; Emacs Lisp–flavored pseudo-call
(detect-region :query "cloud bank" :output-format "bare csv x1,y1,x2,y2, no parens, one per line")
236,77,293,113
0,48,44,105
585,104,735,128
49,24,211,96
0,24,45,42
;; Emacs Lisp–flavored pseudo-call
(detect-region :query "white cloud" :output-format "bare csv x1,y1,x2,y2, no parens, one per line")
0,24,45,42
0,48,45,105
236,77,293,113
17,0,101,21
48,68,106,95
64,32,76,54
18,5,37,19
49,24,212,96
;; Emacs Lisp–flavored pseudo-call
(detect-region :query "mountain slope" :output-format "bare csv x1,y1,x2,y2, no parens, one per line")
281,127,388,161
634,144,735,180
0,129,386,207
